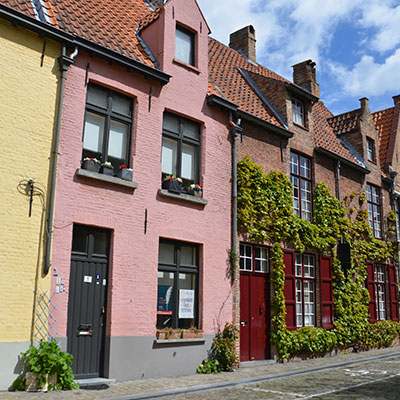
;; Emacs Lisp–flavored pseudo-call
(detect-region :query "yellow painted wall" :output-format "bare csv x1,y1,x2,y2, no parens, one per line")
0,19,61,342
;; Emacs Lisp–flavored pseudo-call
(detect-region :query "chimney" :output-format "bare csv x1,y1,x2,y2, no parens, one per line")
359,97,370,112
292,60,320,98
393,94,400,105
229,26,256,63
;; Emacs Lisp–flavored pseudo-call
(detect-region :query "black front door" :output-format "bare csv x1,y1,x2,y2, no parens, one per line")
67,225,110,379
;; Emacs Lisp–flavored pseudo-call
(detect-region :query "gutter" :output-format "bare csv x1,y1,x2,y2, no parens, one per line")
237,109,293,139
285,83,319,103
206,94,238,113
315,146,370,174
0,4,170,85
44,46,77,275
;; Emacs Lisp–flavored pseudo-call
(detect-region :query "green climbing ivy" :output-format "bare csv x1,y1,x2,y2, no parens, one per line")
237,156,399,359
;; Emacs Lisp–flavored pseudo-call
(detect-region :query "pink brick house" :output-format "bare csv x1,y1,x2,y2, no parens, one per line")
45,0,233,381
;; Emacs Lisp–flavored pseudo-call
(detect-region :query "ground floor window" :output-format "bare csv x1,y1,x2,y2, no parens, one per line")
295,253,315,327
157,240,199,329
374,264,386,320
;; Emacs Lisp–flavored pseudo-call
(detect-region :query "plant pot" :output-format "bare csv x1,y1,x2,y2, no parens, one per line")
101,166,114,176
81,159,100,173
156,330,167,340
116,168,133,181
167,330,182,339
162,179,182,193
25,372,57,392
182,329,203,339
188,189,203,198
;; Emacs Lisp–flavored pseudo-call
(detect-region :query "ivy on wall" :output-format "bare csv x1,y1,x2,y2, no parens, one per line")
237,156,399,359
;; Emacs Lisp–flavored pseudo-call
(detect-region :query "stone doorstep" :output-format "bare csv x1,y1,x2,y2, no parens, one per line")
239,359,276,368
76,377,116,388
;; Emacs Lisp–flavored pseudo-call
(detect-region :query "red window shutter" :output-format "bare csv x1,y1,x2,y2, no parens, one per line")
283,250,296,330
388,265,399,322
320,255,334,329
366,262,377,323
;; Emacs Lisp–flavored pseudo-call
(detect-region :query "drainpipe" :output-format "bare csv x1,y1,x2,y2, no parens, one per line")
336,160,341,202
44,46,77,275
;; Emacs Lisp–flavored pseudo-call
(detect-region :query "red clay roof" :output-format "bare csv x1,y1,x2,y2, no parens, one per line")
0,0,36,18
372,107,394,167
327,109,361,135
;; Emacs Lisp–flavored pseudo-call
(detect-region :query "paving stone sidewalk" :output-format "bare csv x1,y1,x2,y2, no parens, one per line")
2,346,400,400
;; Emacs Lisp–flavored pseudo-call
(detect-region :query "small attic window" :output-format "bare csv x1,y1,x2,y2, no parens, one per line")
366,137,376,162
175,25,195,66
292,98,305,126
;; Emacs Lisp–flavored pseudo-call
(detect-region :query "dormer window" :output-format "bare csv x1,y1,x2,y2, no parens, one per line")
292,98,305,126
367,137,376,162
175,25,194,66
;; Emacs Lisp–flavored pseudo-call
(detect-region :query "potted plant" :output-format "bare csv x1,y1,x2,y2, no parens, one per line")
13,339,78,392
187,183,203,198
100,161,114,176
81,157,100,172
116,165,133,181
182,327,203,339
162,175,183,193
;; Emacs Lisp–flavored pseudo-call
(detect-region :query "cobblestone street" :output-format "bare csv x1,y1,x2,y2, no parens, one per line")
1,347,400,399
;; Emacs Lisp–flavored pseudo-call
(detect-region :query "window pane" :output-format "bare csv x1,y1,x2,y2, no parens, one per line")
290,153,298,175
72,225,87,253
108,120,128,160
83,112,105,153
295,254,302,276
159,242,175,264
183,119,200,140
300,156,311,178
181,245,196,266
240,244,252,271
93,231,107,255
162,137,177,175
175,27,193,65
157,271,174,329
178,273,196,328
87,86,107,109
163,113,180,134
182,143,196,180
112,94,131,116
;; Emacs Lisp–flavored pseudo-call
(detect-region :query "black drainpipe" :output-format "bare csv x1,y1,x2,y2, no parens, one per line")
44,46,77,275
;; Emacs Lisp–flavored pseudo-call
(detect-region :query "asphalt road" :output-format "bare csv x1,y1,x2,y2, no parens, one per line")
170,355,400,399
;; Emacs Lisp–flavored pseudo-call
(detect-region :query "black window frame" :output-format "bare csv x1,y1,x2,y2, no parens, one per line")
82,84,133,170
366,183,382,239
366,137,376,162
175,25,195,66
294,253,316,328
290,152,313,222
157,240,199,329
161,112,201,188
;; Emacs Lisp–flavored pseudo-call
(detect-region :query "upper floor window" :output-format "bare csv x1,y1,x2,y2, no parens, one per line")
290,152,312,222
366,183,381,238
239,243,269,273
157,240,199,329
292,98,305,126
161,112,200,187
175,25,195,65
366,137,376,162
82,85,132,171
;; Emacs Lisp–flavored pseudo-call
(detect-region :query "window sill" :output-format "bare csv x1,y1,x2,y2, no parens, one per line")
76,168,139,189
158,189,208,205
172,58,201,74
293,122,309,131
154,338,205,345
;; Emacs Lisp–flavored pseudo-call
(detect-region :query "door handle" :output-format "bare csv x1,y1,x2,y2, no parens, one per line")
259,306,262,315
240,321,247,326
101,307,105,315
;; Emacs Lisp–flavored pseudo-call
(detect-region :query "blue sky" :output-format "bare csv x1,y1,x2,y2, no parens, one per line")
197,0,400,115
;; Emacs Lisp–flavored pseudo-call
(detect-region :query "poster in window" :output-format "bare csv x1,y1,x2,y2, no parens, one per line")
179,289,194,318
157,285,173,312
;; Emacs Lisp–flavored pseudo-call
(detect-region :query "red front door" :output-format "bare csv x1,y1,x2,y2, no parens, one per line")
239,244,271,361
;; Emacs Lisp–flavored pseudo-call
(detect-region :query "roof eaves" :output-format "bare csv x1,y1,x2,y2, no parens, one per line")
237,109,293,139
286,83,319,103
206,94,238,113
315,147,370,174
238,68,288,129
0,3,73,43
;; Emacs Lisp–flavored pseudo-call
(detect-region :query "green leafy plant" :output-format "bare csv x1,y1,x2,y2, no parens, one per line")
237,156,399,360
210,323,238,371
196,359,220,373
17,339,78,391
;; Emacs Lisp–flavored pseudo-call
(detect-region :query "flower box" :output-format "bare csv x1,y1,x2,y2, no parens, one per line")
81,159,100,173
162,178,182,193
116,166,133,181
182,329,203,339
156,329,182,339
188,189,203,198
